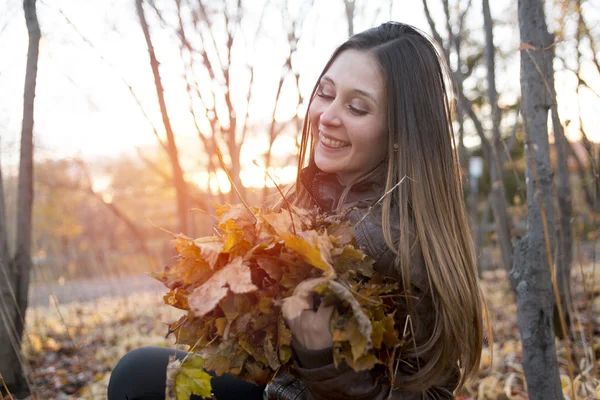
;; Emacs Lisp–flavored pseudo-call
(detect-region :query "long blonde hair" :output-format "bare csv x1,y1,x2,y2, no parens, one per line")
292,22,486,392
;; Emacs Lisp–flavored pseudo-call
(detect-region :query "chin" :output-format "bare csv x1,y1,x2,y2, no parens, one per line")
314,155,341,175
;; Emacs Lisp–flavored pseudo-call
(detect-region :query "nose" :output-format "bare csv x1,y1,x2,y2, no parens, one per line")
319,101,342,127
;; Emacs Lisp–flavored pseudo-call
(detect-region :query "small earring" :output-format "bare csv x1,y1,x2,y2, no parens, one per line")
393,143,399,152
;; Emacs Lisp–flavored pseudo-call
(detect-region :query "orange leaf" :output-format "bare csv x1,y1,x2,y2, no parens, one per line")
164,288,189,310
189,257,257,317
262,211,301,236
193,236,224,269
517,42,536,51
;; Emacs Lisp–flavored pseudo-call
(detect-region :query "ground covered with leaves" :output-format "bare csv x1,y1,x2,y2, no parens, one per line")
6,262,600,400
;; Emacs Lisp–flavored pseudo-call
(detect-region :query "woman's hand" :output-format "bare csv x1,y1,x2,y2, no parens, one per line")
285,301,335,350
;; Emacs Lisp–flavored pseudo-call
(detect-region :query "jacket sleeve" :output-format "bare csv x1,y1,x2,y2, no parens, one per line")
290,248,459,400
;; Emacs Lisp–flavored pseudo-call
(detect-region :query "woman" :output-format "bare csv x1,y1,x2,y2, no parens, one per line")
108,21,484,400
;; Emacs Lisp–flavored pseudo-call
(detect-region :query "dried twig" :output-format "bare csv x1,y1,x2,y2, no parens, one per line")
215,147,256,223
354,177,409,227
0,373,14,400
253,160,296,235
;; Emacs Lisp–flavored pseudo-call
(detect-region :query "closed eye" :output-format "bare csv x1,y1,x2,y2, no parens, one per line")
316,91,334,100
349,106,368,116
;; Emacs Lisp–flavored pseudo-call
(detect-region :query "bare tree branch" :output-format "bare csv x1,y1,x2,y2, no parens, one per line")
136,0,190,234
50,5,168,151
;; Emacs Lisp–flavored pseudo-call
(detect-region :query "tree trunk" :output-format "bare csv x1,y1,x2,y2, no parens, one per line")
482,0,514,272
344,0,355,37
0,140,22,391
136,0,189,234
0,0,40,393
509,0,563,398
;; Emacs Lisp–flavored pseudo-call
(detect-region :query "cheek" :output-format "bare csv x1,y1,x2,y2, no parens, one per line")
351,120,386,147
349,122,387,162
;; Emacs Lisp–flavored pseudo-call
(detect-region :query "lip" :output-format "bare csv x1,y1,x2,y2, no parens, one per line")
318,131,350,152
318,130,349,144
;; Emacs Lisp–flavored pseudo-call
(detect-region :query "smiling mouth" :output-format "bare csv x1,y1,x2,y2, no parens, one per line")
319,132,350,149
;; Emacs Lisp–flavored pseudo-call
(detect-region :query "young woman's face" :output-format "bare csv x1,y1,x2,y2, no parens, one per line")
309,49,387,185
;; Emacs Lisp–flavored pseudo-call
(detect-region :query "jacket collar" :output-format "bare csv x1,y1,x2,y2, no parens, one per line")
299,160,387,213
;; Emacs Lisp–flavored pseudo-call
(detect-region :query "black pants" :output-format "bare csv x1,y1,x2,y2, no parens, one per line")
107,347,265,400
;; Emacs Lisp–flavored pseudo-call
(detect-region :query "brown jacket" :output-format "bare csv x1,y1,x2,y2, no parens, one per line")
265,162,458,400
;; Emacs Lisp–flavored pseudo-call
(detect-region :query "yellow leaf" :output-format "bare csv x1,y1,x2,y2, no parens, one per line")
332,317,368,361
351,353,380,371
176,356,212,400
382,314,403,348
166,355,212,400
370,320,384,349
215,317,227,337
29,334,42,353
277,316,293,364
281,231,334,275
239,335,268,366
221,220,245,253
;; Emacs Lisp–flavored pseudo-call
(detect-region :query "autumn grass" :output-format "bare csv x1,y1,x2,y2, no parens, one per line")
19,264,600,400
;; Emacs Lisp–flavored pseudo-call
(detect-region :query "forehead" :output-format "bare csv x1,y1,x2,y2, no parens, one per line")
323,50,383,93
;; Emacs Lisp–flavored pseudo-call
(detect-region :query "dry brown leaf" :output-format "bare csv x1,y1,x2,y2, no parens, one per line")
189,257,257,317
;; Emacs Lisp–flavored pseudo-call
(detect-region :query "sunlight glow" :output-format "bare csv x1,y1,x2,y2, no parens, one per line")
91,175,112,193
240,165,297,188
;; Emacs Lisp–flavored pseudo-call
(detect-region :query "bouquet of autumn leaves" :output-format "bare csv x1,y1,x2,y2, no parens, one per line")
152,203,407,400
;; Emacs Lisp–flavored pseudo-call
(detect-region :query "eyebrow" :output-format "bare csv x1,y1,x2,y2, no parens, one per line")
321,76,378,105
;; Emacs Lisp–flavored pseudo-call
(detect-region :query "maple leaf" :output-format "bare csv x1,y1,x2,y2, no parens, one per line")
173,235,203,259
381,313,404,348
166,355,213,400
239,334,269,366
332,313,368,361
216,203,258,229
189,258,257,317
214,317,228,337
262,210,304,237
254,255,284,282
263,336,281,370
327,221,355,246
281,231,334,275
371,320,385,349
334,245,375,278
193,236,224,269
277,316,293,363
164,288,189,310
151,256,213,290
202,339,239,376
